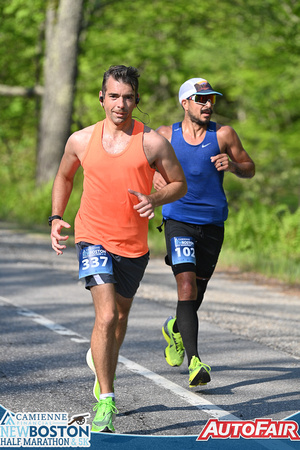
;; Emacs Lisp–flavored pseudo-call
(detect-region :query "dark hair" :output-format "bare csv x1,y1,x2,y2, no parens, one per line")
101,65,140,97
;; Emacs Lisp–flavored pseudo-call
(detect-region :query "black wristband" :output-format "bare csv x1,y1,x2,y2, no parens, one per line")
48,215,62,226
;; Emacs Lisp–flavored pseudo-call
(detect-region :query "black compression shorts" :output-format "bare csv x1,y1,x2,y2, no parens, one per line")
164,219,224,279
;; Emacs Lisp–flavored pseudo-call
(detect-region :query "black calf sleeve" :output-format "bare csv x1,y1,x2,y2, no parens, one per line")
176,300,199,365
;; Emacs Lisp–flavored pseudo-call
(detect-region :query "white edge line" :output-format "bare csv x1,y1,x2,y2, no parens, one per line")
118,355,238,421
2,292,296,447
0,296,89,343
0,295,237,421
117,357,297,449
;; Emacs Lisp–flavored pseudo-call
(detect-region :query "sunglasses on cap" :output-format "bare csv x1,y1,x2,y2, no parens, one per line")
188,94,216,105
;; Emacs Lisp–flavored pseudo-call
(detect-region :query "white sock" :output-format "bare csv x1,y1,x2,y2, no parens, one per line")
100,393,115,401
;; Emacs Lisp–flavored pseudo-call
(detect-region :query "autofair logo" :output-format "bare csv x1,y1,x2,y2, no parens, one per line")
197,418,300,441
0,411,91,447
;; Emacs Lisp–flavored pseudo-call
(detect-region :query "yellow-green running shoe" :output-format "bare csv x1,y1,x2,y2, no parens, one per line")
86,348,100,401
188,356,211,387
162,316,185,367
91,397,118,433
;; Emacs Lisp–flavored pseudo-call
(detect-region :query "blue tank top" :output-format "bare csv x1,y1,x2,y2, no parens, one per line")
162,121,228,225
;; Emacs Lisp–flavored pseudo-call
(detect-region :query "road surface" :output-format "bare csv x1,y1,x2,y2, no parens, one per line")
0,226,299,438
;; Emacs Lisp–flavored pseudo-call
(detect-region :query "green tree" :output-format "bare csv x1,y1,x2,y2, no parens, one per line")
0,0,84,186
0,0,299,218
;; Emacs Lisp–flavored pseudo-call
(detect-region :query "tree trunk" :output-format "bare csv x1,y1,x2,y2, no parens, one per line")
36,0,84,186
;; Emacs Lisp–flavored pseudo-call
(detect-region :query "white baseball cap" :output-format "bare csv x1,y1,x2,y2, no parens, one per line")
178,78,222,104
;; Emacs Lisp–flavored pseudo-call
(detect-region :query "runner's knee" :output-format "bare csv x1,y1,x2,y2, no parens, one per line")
176,272,197,299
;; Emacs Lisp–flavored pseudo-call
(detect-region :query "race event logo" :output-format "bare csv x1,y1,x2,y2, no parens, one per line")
197,418,300,441
0,410,90,447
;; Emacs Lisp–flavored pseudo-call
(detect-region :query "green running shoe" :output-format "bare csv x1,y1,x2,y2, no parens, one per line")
86,348,100,401
189,356,211,387
162,316,185,367
91,397,118,433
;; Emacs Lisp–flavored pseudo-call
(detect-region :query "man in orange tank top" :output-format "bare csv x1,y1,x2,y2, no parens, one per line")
49,65,187,433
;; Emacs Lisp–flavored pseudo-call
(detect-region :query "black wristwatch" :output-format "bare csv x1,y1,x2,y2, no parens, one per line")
48,215,63,226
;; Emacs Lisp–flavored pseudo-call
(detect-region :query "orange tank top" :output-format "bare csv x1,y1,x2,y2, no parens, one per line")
75,120,155,257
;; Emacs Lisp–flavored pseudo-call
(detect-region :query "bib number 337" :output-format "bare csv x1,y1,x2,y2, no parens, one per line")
79,245,113,279
171,236,196,265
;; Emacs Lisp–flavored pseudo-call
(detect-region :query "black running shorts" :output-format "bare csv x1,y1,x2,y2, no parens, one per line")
76,241,149,299
164,219,224,279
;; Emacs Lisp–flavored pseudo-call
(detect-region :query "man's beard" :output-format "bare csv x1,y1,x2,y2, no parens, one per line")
188,110,211,126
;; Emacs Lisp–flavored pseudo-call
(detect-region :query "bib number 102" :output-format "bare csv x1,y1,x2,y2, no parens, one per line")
171,237,196,265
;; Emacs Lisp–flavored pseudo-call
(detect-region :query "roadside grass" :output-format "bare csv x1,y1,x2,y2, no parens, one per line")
217,247,300,286
222,202,300,286
148,203,300,287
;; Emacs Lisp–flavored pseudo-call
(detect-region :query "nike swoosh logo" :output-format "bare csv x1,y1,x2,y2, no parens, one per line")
202,143,211,148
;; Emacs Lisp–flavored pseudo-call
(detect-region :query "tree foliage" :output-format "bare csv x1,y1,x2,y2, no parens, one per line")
0,0,299,218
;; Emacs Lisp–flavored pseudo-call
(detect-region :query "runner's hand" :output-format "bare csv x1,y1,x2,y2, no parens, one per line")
51,220,71,255
211,154,229,171
128,189,155,219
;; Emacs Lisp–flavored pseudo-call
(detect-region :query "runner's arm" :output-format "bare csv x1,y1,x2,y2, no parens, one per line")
212,125,255,178
50,135,81,254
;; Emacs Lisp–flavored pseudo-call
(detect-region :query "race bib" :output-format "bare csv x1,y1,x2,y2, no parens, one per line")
79,245,113,279
171,236,196,265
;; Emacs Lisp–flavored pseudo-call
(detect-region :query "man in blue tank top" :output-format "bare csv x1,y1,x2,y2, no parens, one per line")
154,77,255,388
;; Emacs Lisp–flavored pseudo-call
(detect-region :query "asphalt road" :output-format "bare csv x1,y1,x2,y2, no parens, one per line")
0,226,299,437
